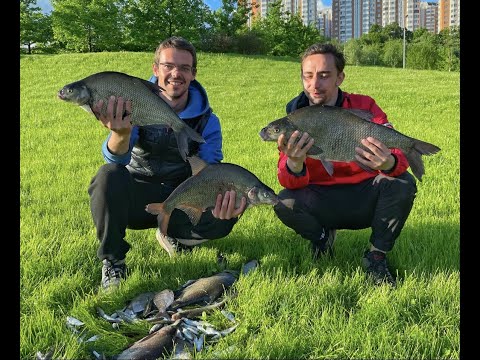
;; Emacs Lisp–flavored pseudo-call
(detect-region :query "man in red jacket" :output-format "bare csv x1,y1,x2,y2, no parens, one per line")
272,43,417,286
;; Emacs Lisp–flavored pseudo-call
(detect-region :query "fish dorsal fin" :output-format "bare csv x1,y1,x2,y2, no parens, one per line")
139,79,165,96
343,108,375,122
187,155,209,176
177,205,204,226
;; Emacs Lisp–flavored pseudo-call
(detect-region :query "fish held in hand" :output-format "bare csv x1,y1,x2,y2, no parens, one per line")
259,104,440,181
145,157,279,235
57,71,205,161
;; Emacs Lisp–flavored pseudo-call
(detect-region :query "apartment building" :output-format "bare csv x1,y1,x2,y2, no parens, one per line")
438,0,460,31
248,0,459,41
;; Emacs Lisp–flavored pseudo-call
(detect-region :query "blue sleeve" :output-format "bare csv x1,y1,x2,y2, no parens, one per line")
197,113,223,164
101,127,139,164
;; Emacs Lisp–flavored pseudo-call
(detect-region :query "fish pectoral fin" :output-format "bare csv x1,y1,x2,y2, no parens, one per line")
307,145,324,156
178,205,204,226
354,161,376,173
320,159,334,176
81,104,95,116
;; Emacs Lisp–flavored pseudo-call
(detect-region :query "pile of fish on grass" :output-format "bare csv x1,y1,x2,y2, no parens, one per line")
38,259,259,360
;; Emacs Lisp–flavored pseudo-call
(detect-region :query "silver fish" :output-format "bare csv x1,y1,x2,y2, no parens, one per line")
145,157,279,235
114,319,181,360
259,104,441,181
57,71,205,161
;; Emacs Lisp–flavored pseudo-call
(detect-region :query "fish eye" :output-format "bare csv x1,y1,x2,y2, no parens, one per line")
273,127,279,133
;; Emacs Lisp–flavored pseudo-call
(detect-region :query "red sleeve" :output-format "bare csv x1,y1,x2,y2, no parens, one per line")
345,94,410,177
277,151,311,189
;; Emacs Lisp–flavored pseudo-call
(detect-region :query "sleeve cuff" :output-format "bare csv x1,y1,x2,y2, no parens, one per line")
286,162,306,177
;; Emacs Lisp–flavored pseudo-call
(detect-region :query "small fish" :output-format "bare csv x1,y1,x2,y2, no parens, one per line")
57,71,205,161
259,104,441,181
153,289,175,315
171,297,229,320
145,157,279,235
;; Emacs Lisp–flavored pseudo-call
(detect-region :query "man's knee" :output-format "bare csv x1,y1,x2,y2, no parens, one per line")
89,163,129,195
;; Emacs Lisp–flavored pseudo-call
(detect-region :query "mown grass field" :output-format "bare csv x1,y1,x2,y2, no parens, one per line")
20,52,459,359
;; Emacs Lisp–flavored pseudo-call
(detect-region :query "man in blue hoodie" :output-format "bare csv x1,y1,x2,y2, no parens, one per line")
89,36,246,290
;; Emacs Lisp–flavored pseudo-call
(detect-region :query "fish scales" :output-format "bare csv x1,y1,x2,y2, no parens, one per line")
114,321,179,360
165,163,263,213
259,104,441,181
146,162,278,234
57,71,205,161
169,271,238,310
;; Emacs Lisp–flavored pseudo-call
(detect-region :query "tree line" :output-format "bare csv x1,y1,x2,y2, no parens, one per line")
20,0,459,72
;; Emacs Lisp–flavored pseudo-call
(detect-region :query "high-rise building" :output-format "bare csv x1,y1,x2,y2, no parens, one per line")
249,0,454,41
420,2,439,33
317,7,333,38
438,0,460,31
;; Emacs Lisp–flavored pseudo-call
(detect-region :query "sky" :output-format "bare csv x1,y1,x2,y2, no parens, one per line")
37,1,333,14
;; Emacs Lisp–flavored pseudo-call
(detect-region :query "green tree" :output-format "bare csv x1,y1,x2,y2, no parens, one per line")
20,0,54,53
383,39,403,68
200,0,254,53
252,0,322,57
407,41,440,70
122,0,210,52
437,25,460,72
51,0,124,52
211,0,252,37
344,38,362,65
361,44,382,66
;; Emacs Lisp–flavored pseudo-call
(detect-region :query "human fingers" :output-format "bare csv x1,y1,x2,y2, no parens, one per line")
211,193,223,218
225,190,236,218
231,196,247,218
92,99,104,120
277,134,287,150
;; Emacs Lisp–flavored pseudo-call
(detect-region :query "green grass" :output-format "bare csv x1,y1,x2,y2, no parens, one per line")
20,52,459,359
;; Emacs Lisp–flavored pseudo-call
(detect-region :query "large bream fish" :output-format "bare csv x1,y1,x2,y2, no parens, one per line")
57,71,205,161
145,157,279,235
168,259,259,311
259,104,441,181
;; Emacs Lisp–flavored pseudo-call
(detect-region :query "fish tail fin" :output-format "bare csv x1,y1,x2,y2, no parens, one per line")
405,140,440,182
159,213,171,236
145,202,171,234
175,126,205,162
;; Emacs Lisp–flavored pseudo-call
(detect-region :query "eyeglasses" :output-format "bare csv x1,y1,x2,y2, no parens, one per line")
157,62,193,74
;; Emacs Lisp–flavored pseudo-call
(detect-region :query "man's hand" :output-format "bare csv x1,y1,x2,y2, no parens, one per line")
211,190,247,220
277,130,314,173
92,96,132,136
355,137,395,171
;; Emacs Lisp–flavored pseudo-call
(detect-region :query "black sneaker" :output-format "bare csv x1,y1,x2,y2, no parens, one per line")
362,250,396,286
156,228,193,258
101,258,127,290
311,229,337,260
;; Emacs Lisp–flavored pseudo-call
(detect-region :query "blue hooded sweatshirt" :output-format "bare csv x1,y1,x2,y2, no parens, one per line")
100,78,223,186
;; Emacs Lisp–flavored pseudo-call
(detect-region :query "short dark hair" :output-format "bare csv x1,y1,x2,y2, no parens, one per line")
154,36,197,73
301,43,345,73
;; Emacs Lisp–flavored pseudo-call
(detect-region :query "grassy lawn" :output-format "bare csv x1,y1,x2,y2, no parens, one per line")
20,52,459,359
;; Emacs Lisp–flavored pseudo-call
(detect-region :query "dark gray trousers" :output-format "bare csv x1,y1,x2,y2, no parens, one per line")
273,172,417,252
88,163,238,261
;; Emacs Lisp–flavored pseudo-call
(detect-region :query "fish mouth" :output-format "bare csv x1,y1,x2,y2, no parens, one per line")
259,128,268,140
57,90,66,100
